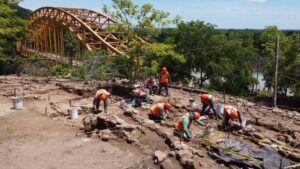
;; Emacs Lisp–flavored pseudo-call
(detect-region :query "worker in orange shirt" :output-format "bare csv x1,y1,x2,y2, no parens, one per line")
200,93,220,120
174,112,208,141
93,89,110,113
149,102,172,120
218,105,243,131
131,85,149,107
158,67,171,96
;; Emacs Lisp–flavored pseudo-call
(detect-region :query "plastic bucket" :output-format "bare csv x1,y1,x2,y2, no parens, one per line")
203,125,214,136
189,98,196,108
216,103,224,114
12,97,23,110
70,107,79,119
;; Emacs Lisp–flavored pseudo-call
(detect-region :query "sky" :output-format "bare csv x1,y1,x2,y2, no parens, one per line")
19,0,300,29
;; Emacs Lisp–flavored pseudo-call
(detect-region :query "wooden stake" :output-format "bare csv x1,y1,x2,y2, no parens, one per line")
273,35,279,108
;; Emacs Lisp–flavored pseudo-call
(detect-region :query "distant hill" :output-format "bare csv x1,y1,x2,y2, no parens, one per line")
12,5,32,19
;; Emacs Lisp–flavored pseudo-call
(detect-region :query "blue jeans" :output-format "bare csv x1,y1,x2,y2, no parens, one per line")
94,97,108,113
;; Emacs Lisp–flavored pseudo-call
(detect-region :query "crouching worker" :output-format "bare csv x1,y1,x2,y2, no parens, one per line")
200,93,220,120
218,105,243,131
93,89,110,113
149,102,172,121
131,86,149,107
174,112,208,142
146,77,158,95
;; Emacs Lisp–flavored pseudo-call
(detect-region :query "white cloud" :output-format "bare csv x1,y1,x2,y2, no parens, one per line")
247,0,267,2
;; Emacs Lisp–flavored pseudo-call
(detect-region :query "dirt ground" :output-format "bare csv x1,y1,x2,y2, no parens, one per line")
0,75,299,169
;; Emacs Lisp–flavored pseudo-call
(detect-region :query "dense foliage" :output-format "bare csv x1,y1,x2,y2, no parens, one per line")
0,0,27,74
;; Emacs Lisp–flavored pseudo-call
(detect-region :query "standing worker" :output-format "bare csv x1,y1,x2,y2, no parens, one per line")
200,93,220,120
218,105,243,131
158,67,171,96
174,112,208,141
149,102,172,120
93,89,110,113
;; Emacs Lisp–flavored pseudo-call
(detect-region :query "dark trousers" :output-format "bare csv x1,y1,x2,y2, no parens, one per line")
147,85,158,95
201,102,220,120
93,97,108,113
219,113,230,130
158,83,169,96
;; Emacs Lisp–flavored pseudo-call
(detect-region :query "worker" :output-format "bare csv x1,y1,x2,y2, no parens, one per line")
131,85,149,107
145,76,158,95
158,67,171,96
218,105,243,131
200,93,220,120
149,102,172,120
93,89,110,113
174,112,208,141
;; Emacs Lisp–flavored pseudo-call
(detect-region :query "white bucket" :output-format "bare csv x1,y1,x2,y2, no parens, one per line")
216,103,224,114
12,97,23,110
203,125,214,136
70,107,79,119
241,117,247,127
189,98,196,108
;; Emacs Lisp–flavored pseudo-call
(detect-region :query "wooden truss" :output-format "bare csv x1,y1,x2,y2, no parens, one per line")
18,7,127,61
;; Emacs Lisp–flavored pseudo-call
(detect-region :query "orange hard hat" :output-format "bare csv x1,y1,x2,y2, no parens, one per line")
161,67,167,72
99,94,107,101
194,112,200,120
200,94,206,101
164,102,172,110
230,111,239,120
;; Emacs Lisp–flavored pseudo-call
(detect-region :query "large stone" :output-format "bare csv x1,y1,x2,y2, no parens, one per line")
180,158,195,169
154,150,167,163
253,132,264,140
82,115,98,132
173,141,189,150
101,134,110,141
161,159,178,169
124,108,140,117
177,149,193,159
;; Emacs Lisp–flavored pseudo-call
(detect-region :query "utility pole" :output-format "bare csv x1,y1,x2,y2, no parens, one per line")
273,35,279,107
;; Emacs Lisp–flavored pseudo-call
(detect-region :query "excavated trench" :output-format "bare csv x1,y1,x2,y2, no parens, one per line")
1,76,299,169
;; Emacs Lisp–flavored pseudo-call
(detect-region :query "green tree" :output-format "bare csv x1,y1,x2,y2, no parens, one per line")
102,0,180,82
285,33,300,96
0,0,27,74
175,21,219,86
143,43,186,80
259,26,291,95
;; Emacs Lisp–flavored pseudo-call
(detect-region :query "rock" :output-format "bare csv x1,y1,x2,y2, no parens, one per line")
192,150,205,158
168,151,176,157
173,141,189,150
161,159,178,169
177,149,193,159
120,123,135,132
253,132,264,140
83,115,98,132
246,102,255,107
272,107,283,114
180,158,195,169
124,108,139,117
116,118,125,125
143,119,155,125
102,134,110,141
154,150,167,163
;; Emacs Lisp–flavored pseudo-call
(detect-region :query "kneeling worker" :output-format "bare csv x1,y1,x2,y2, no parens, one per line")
93,89,110,113
218,105,242,131
200,93,220,120
149,102,172,120
131,85,149,106
174,112,208,141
